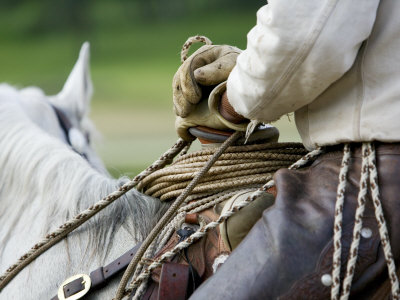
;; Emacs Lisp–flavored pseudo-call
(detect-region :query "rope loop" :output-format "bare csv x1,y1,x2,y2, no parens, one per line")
180,35,213,63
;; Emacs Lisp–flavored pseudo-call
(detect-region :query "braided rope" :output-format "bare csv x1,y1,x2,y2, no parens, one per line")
288,147,324,170
179,141,192,156
367,143,399,299
114,131,243,300
340,143,370,300
180,35,213,63
332,143,399,300
155,218,181,254
132,280,148,300
331,144,351,300
154,187,257,254
0,138,188,292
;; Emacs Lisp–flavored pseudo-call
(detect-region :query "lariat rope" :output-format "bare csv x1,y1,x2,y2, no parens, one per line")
331,143,400,300
138,142,307,201
122,147,324,300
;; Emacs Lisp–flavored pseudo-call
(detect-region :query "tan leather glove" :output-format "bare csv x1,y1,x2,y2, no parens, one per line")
173,45,241,118
175,82,248,141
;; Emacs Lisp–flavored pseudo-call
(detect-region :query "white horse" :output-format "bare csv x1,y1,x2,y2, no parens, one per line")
0,43,169,299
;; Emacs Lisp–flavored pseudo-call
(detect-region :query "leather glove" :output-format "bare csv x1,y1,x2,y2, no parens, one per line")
173,45,241,118
175,82,248,141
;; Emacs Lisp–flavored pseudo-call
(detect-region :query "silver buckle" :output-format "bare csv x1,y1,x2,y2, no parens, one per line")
57,274,91,300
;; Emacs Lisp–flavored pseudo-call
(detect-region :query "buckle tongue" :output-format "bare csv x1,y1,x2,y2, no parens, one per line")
57,274,91,300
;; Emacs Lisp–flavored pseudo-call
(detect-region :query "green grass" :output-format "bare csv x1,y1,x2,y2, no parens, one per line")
0,9,300,177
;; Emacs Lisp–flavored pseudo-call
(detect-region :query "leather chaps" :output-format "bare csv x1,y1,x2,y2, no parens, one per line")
190,143,400,299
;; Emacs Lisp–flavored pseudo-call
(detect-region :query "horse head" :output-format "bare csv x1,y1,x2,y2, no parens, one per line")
15,42,106,174
0,43,168,299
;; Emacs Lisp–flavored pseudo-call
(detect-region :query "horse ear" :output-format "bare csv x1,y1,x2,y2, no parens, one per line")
52,42,93,121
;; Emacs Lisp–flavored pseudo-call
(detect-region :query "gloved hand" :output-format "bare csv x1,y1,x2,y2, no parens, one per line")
175,82,248,141
173,45,241,118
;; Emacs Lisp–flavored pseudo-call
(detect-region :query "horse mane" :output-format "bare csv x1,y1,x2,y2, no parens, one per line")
0,84,167,262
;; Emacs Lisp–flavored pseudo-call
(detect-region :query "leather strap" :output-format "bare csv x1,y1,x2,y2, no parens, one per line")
158,263,190,300
51,242,141,300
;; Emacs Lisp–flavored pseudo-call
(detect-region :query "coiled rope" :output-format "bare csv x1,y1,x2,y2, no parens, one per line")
138,142,307,201
122,146,324,300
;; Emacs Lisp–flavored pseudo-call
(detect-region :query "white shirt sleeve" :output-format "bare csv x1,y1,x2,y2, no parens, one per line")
227,0,380,123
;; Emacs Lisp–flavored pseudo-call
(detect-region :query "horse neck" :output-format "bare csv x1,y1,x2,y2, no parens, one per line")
0,98,168,298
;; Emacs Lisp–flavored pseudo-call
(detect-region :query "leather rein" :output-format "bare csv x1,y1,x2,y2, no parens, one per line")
51,243,142,300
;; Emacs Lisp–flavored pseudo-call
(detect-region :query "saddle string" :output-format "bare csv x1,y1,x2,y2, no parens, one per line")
340,144,370,299
0,138,189,292
331,144,351,299
331,143,399,300
367,143,399,299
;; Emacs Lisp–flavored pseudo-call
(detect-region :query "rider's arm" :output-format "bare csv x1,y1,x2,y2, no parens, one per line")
226,0,380,123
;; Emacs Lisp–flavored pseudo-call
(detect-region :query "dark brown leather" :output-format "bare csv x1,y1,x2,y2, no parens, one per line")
190,142,400,299
158,263,190,300
51,242,142,300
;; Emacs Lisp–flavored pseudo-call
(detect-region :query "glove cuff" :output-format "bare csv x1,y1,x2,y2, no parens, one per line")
208,82,248,132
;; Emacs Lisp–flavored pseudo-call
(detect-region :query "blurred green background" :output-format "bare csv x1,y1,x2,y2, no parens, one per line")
0,0,299,177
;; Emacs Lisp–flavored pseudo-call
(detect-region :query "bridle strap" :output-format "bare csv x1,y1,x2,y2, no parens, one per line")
51,242,142,300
